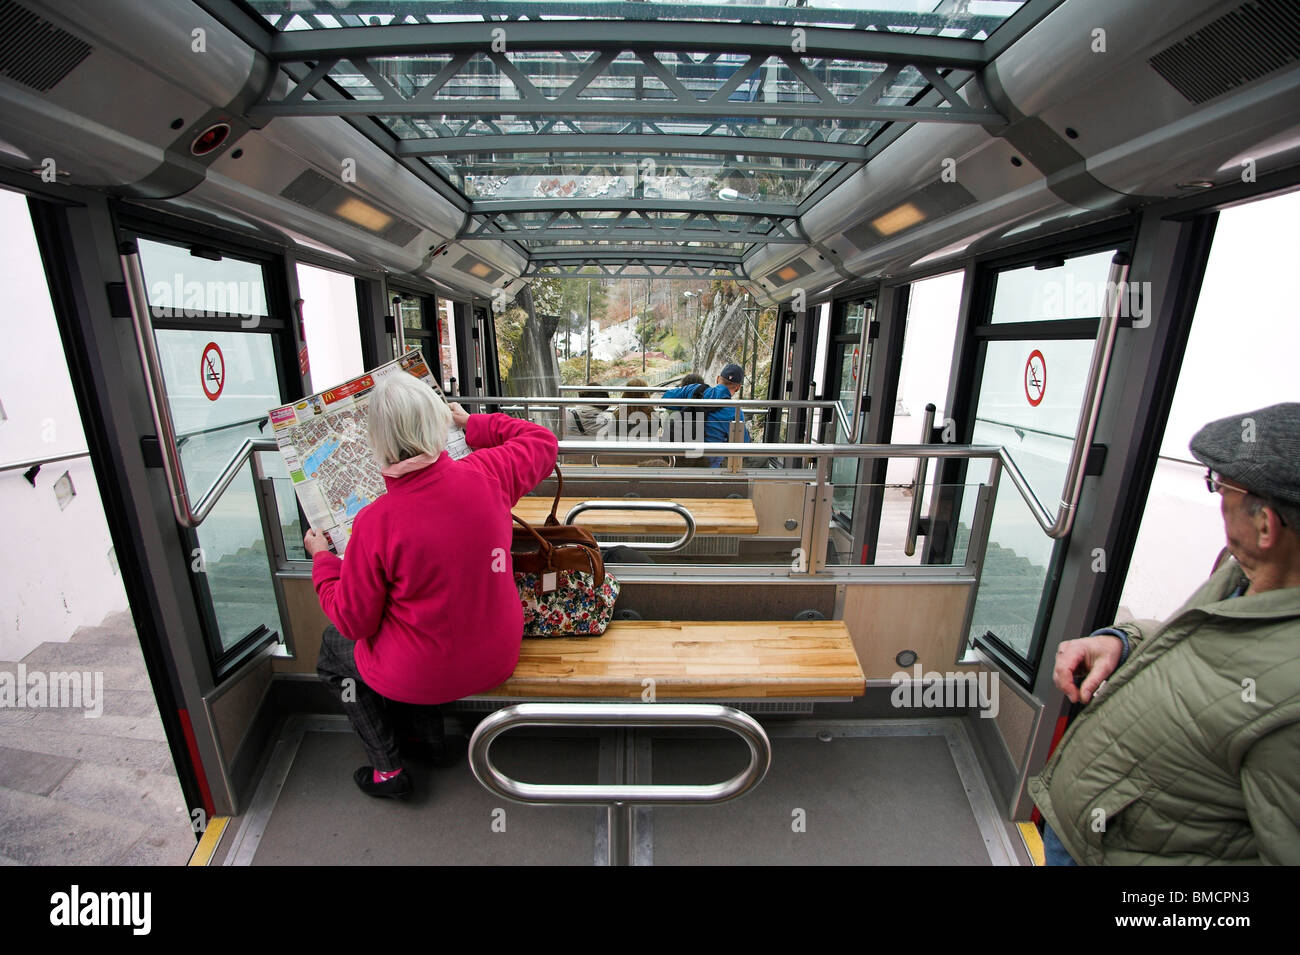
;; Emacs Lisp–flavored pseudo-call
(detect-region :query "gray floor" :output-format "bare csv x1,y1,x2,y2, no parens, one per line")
0,611,196,865
242,729,602,866
216,714,1024,866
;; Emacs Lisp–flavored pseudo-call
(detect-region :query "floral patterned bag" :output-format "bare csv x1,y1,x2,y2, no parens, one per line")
511,467,619,636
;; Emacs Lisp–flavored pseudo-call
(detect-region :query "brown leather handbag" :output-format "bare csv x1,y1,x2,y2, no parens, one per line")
511,464,620,636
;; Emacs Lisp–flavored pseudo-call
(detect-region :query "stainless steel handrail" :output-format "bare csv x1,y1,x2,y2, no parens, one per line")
904,403,936,557
1038,252,1129,539
0,449,91,474
122,242,279,529
468,702,771,865
176,414,268,444
563,500,696,552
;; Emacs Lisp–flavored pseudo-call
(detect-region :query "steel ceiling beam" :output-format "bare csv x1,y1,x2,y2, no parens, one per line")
398,133,867,161
267,20,989,66
472,198,800,216
249,2,1008,34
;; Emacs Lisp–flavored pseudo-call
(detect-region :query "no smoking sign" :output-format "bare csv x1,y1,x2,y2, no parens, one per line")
1024,349,1046,407
201,342,225,401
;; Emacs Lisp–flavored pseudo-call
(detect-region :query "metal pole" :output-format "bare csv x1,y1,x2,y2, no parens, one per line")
585,281,592,383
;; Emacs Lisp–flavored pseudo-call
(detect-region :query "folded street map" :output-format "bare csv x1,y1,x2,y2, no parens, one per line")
269,350,469,554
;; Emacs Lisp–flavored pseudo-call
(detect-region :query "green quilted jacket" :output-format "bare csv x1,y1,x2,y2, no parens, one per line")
1029,559,1300,865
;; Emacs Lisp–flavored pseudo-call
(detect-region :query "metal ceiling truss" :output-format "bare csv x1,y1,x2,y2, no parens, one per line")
460,208,801,245
249,30,1004,127
526,255,745,279
399,132,867,163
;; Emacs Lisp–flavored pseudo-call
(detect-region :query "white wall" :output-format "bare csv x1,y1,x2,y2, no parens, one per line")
0,189,126,660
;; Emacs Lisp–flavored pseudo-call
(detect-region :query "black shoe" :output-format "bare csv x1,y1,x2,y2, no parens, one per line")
353,766,413,799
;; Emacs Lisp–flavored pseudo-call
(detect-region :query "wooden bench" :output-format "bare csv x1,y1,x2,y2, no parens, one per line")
481,620,865,700
512,497,759,536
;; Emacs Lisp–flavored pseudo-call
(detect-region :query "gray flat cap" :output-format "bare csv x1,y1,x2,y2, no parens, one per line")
1189,403,1300,506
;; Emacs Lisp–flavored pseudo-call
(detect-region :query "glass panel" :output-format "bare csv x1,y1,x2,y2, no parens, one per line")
966,337,1097,658
437,299,459,392
153,329,286,653
247,2,1026,38
830,468,989,567
1118,189,1300,621
199,464,287,653
297,263,364,392
260,449,307,561
989,250,1119,324
138,238,269,321
886,270,963,488
398,297,425,330
432,154,834,203
829,301,871,524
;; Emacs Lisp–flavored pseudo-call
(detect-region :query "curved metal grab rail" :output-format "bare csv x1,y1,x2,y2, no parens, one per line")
563,499,697,552
469,703,771,806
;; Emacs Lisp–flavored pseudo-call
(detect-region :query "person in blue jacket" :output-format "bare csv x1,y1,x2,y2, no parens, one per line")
699,364,751,467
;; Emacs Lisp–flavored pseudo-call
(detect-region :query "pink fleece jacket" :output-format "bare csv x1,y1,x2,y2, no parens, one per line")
312,413,558,704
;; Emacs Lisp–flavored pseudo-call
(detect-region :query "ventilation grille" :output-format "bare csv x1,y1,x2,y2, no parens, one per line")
280,168,423,247
594,533,740,556
1149,0,1300,105
0,0,91,92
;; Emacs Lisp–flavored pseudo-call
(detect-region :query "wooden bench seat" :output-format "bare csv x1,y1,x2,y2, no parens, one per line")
481,620,865,700
512,497,759,535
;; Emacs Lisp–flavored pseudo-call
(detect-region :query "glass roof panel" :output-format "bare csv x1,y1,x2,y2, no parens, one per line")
415,151,834,202
246,1,1026,38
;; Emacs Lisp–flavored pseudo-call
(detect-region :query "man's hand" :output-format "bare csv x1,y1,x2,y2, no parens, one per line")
448,401,470,429
303,528,331,557
1054,635,1124,704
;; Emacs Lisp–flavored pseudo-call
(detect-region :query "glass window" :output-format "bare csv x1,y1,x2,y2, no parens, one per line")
989,250,1119,323
1118,190,1300,621
887,271,964,487
296,263,364,391
138,238,269,321
154,329,286,655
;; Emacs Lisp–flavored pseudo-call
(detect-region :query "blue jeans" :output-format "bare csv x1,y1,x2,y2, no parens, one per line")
1042,823,1078,866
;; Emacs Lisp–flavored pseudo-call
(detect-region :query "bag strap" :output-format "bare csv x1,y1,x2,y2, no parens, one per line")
545,462,564,525
512,514,552,557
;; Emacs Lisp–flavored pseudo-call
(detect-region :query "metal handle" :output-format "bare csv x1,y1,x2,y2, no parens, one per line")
563,500,696,552
121,243,277,529
470,703,771,806
905,403,936,557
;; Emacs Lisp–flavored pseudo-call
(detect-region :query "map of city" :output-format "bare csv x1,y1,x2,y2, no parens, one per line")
269,350,468,554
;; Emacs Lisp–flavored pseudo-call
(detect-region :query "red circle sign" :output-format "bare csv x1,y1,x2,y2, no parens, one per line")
201,342,225,401
1024,349,1046,407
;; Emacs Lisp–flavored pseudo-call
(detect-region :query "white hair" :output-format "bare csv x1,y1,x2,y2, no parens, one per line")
367,372,452,467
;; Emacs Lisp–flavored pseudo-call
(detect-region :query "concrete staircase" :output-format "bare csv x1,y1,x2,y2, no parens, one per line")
0,611,196,865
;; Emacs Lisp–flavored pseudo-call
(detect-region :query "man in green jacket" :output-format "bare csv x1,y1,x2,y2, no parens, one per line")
1030,403,1300,865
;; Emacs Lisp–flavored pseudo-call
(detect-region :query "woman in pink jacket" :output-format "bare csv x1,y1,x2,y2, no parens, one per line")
306,372,557,798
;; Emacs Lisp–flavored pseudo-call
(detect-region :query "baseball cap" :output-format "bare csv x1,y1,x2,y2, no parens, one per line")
720,363,744,384
1189,403,1300,506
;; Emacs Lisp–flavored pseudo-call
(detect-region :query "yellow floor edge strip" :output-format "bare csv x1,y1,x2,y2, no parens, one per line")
1018,821,1044,867
188,815,229,867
